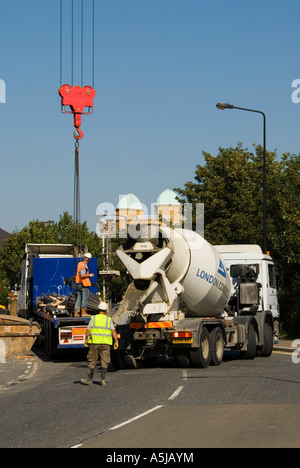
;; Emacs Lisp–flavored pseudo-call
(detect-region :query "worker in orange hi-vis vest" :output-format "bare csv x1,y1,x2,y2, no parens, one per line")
74,253,95,317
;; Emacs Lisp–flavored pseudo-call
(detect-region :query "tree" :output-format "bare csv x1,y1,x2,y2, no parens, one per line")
0,212,128,305
268,152,300,335
175,144,300,335
267,152,300,264
0,267,9,306
0,212,102,286
175,143,276,246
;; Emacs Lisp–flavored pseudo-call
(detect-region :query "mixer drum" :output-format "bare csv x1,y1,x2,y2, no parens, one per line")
163,228,231,317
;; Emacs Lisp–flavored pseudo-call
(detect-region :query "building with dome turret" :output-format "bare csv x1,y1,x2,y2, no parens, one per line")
156,189,182,227
116,193,145,235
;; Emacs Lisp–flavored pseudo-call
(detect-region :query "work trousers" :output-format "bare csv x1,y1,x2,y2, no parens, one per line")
87,344,111,370
75,284,89,312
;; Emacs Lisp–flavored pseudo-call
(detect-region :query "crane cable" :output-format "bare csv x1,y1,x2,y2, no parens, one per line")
59,0,96,250
74,141,81,248
60,0,95,88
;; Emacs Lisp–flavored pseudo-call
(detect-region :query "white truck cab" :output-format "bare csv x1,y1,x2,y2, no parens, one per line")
215,245,280,340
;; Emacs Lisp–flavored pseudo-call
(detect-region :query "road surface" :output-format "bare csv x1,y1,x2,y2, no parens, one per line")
0,350,299,448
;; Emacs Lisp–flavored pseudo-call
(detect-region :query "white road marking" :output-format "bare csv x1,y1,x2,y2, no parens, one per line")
71,372,188,448
169,385,184,401
109,405,163,431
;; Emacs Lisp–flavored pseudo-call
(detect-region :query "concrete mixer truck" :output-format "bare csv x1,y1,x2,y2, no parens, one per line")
112,224,277,369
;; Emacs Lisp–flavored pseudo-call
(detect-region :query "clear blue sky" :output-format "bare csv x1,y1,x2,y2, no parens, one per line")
1,0,299,233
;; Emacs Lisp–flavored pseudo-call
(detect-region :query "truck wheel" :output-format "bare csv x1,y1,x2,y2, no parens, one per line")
241,322,257,360
190,326,211,368
35,321,44,348
210,327,224,366
111,350,125,370
175,349,191,368
143,357,158,368
257,322,273,357
123,351,141,369
44,321,54,359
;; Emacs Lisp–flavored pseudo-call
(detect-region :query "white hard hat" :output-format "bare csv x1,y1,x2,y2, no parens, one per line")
84,253,92,259
98,302,108,311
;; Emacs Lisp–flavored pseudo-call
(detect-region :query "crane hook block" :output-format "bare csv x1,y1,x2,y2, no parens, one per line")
58,84,96,139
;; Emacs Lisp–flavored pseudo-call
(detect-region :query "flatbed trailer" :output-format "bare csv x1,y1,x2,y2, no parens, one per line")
34,310,91,357
17,244,98,358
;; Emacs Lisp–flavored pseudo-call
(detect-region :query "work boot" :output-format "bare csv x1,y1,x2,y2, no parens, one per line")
81,308,90,317
80,368,94,386
74,311,80,317
100,368,107,386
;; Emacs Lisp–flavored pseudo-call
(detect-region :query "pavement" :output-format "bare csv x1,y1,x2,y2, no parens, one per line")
0,339,298,391
0,353,39,391
273,337,300,353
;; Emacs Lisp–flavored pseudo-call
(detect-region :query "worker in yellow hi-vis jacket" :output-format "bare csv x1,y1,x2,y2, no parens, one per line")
80,302,118,386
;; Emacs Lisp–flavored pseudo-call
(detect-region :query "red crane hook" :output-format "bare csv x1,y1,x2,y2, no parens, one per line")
58,84,96,141
73,128,84,141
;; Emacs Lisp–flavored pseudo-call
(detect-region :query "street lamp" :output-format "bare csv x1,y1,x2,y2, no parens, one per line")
216,102,267,254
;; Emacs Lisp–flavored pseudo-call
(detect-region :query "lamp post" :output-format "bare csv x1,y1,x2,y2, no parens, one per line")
216,102,267,254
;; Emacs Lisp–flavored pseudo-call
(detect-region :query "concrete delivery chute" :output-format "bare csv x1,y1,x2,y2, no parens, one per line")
112,224,278,369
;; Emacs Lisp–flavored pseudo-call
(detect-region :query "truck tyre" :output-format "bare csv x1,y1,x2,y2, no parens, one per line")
210,327,224,366
190,326,211,368
144,357,158,368
175,349,191,368
44,320,54,359
112,350,142,369
257,322,273,357
241,322,257,360
111,350,125,370
123,351,141,369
